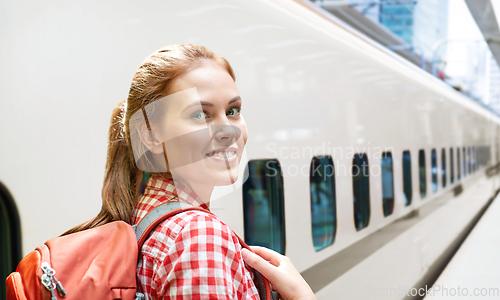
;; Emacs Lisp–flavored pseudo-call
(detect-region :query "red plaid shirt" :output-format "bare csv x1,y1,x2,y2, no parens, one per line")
132,176,260,300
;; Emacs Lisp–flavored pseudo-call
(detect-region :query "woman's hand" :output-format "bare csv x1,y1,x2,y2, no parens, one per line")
241,246,316,300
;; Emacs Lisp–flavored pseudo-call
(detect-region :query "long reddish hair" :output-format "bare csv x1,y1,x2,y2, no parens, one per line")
63,44,235,235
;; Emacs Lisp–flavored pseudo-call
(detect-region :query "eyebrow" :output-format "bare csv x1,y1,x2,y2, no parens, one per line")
183,96,241,112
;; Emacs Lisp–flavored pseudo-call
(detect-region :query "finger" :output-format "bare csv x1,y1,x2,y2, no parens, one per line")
248,246,284,266
241,248,278,280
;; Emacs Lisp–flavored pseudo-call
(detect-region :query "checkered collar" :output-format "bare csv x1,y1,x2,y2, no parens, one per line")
143,176,210,210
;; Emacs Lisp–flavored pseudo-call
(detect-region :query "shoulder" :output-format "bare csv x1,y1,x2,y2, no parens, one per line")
169,209,240,250
140,209,240,259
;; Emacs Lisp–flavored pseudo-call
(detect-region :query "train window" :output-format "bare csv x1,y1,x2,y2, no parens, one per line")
418,150,426,199
476,147,479,169
0,182,22,299
352,153,370,230
477,147,480,167
139,171,151,196
457,148,461,180
483,146,488,166
381,152,394,217
483,146,486,165
481,146,485,166
463,147,467,176
482,147,485,166
482,146,485,166
472,147,476,172
431,149,438,193
482,146,484,166
441,148,447,187
309,156,336,251
497,143,500,163
243,159,286,254
475,147,478,171
449,148,454,184
481,146,484,166
475,147,478,170
402,151,412,206
477,147,480,168
472,147,475,172
468,147,472,174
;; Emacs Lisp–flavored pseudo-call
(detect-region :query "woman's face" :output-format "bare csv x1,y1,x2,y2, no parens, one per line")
150,60,247,188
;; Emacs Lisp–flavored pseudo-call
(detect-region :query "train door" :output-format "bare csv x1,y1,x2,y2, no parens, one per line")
0,182,22,300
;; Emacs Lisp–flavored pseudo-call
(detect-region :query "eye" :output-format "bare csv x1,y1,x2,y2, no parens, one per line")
227,107,241,116
191,111,209,120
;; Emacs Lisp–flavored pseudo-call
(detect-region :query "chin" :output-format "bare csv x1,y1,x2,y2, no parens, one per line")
211,170,239,186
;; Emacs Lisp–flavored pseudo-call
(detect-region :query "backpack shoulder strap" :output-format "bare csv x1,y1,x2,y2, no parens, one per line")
133,201,200,249
133,202,272,300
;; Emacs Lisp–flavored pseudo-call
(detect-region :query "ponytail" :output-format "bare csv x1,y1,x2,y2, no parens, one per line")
62,100,143,235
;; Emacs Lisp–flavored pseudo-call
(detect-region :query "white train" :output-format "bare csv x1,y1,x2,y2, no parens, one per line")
1,1,499,299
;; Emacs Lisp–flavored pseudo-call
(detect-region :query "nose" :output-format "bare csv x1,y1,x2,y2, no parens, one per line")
211,116,240,145
211,124,240,145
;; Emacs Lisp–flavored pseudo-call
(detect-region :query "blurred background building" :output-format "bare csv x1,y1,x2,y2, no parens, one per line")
310,0,500,115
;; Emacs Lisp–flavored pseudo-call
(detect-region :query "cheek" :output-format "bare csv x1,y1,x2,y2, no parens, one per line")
237,118,248,145
160,118,210,143
242,126,248,145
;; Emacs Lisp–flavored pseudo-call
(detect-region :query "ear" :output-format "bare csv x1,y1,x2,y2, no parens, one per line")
136,124,164,155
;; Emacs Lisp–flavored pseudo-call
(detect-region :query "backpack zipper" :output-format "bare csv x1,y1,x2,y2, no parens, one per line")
41,262,67,299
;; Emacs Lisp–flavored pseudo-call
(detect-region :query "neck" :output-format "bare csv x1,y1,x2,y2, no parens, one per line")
172,175,213,208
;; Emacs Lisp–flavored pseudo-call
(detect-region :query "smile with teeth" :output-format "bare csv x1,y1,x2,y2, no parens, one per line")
206,151,236,158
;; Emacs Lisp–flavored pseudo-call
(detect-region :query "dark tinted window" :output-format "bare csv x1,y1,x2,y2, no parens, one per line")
243,160,286,254
457,148,461,180
463,147,466,176
431,149,438,193
468,147,472,174
381,152,394,217
482,146,485,166
402,151,412,206
139,171,151,196
480,147,483,167
450,148,454,184
310,156,336,251
476,146,483,169
483,146,488,166
0,182,22,299
475,147,478,171
418,150,426,199
441,148,447,187
481,147,484,167
483,146,487,166
352,154,370,230
481,146,484,167
472,147,476,171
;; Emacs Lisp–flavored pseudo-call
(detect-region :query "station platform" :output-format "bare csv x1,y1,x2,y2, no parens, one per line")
424,192,500,299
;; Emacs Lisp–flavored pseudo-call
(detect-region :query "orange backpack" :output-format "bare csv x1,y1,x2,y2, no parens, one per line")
6,203,272,300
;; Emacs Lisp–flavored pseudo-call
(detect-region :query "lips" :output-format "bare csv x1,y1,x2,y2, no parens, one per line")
205,147,238,158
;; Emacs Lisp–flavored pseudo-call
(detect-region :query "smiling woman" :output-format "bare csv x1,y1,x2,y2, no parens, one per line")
60,44,314,300
63,44,261,299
